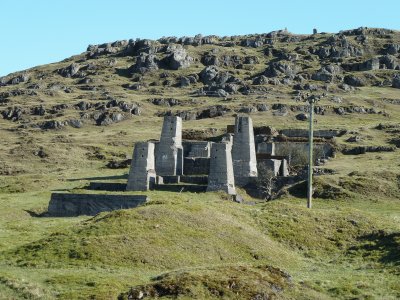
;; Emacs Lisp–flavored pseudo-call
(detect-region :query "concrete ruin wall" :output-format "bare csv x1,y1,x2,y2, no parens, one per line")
258,159,282,177
127,142,156,191
183,157,210,175
280,159,289,177
185,141,211,158
48,193,148,216
207,142,236,195
232,116,258,186
155,116,183,176
256,142,275,155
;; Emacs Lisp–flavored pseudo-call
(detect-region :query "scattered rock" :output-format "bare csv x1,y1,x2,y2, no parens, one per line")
197,105,230,119
163,46,193,70
32,105,46,116
68,119,83,128
346,136,361,143
40,120,65,130
1,107,25,121
256,103,269,112
238,106,257,113
264,61,299,77
252,75,268,85
106,159,131,169
295,113,308,121
344,75,366,87
342,145,396,155
95,112,125,126
392,74,400,89
149,98,181,107
58,63,80,78
312,65,341,82
130,54,158,74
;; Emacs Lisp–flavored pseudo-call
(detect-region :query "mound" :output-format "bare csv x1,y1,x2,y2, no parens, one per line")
9,195,299,270
119,265,314,300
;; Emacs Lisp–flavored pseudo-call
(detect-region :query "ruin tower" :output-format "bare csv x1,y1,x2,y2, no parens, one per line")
232,116,258,186
207,141,236,195
126,142,156,191
155,116,183,176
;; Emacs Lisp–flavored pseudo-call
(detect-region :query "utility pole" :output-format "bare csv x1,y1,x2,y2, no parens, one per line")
305,94,323,209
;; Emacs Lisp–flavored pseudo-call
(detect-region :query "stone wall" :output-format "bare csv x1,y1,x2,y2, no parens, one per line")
279,129,340,139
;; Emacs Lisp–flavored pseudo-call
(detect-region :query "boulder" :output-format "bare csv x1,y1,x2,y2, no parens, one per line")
130,54,158,74
296,113,308,121
9,73,30,85
96,112,125,126
244,56,259,64
384,44,400,55
312,64,341,82
252,75,268,85
58,63,80,78
380,55,400,70
32,105,46,116
256,103,269,112
177,111,197,121
392,74,400,89
69,119,83,128
40,120,65,130
163,46,192,70
197,105,229,119
199,66,219,85
202,55,219,66
238,106,257,113
180,77,191,87
1,107,25,121
344,75,365,87
264,61,299,77
75,101,91,111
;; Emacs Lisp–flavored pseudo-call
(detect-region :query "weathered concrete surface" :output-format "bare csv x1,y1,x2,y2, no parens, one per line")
180,175,208,185
155,116,183,175
280,159,289,176
207,142,236,195
183,157,210,175
259,159,282,177
232,116,258,186
186,141,211,157
161,175,180,184
48,193,148,216
127,142,156,191
257,142,275,155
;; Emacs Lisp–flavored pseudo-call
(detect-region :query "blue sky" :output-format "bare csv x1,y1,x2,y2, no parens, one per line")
0,0,399,76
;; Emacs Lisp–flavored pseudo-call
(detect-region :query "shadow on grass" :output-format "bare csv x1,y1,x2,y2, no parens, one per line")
67,174,128,182
24,209,49,218
350,230,400,265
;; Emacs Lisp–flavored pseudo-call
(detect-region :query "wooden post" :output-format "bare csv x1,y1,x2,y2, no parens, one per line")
307,99,314,209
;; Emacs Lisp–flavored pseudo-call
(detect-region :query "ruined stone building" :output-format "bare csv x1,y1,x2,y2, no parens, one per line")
126,115,290,195
49,115,336,216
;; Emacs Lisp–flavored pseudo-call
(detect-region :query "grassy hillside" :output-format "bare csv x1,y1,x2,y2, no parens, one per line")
0,28,399,299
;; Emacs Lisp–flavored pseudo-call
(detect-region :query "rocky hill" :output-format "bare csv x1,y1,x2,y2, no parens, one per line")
0,27,399,299
1,27,400,131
